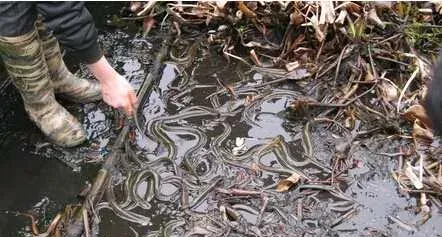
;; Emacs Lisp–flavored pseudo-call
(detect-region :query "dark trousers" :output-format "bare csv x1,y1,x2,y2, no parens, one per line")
0,2,101,64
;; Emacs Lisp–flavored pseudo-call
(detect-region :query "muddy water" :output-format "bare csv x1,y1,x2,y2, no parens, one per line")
0,71,100,236
93,32,441,236
0,8,441,237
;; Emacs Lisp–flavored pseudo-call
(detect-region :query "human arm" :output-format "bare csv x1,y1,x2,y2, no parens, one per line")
36,2,137,115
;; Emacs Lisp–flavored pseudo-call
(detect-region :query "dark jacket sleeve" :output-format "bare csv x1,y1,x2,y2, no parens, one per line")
36,2,103,64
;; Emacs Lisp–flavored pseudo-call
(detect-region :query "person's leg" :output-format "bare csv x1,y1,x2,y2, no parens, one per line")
0,2,87,147
35,16,102,103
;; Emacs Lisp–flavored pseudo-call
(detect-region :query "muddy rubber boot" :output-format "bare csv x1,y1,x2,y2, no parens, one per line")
0,27,87,147
36,20,102,103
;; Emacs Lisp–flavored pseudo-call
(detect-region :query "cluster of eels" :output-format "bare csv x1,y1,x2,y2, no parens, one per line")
92,38,359,237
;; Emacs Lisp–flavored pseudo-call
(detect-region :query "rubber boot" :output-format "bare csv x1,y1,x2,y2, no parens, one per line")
0,27,87,147
36,19,102,103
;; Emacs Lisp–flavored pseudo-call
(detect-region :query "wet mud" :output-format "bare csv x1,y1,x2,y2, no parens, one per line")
95,31,441,236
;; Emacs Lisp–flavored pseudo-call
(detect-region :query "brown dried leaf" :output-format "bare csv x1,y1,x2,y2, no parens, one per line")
364,69,374,81
285,61,300,72
226,84,235,98
344,116,355,129
412,120,433,141
276,173,301,192
246,1,258,11
345,2,362,14
344,108,356,129
403,104,432,128
237,1,257,18
392,2,408,18
290,98,316,111
290,12,304,26
379,81,398,102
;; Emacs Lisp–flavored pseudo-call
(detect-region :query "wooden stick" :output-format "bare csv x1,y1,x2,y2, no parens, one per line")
64,38,170,237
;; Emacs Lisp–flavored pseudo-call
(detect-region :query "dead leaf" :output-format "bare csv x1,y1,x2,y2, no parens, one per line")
364,69,374,81
309,14,325,42
226,84,235,98
276,173,301,192
290,12,304,26
285,61,300,72
344,108,356,129
237,1,257,18
319,1,336,25
403,104,432,128
245,95,255,105
216,0,228,10
246,1,258,11
392,2,409,18
335,9,348,25
368,8,385,29
405,162,423,189
345,2,362,14
379,81,398,102
290,98,316,111
412,119,433,141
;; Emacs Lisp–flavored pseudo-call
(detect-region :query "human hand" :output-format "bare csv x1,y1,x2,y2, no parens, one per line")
87,56,138,116
101,73,137,116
